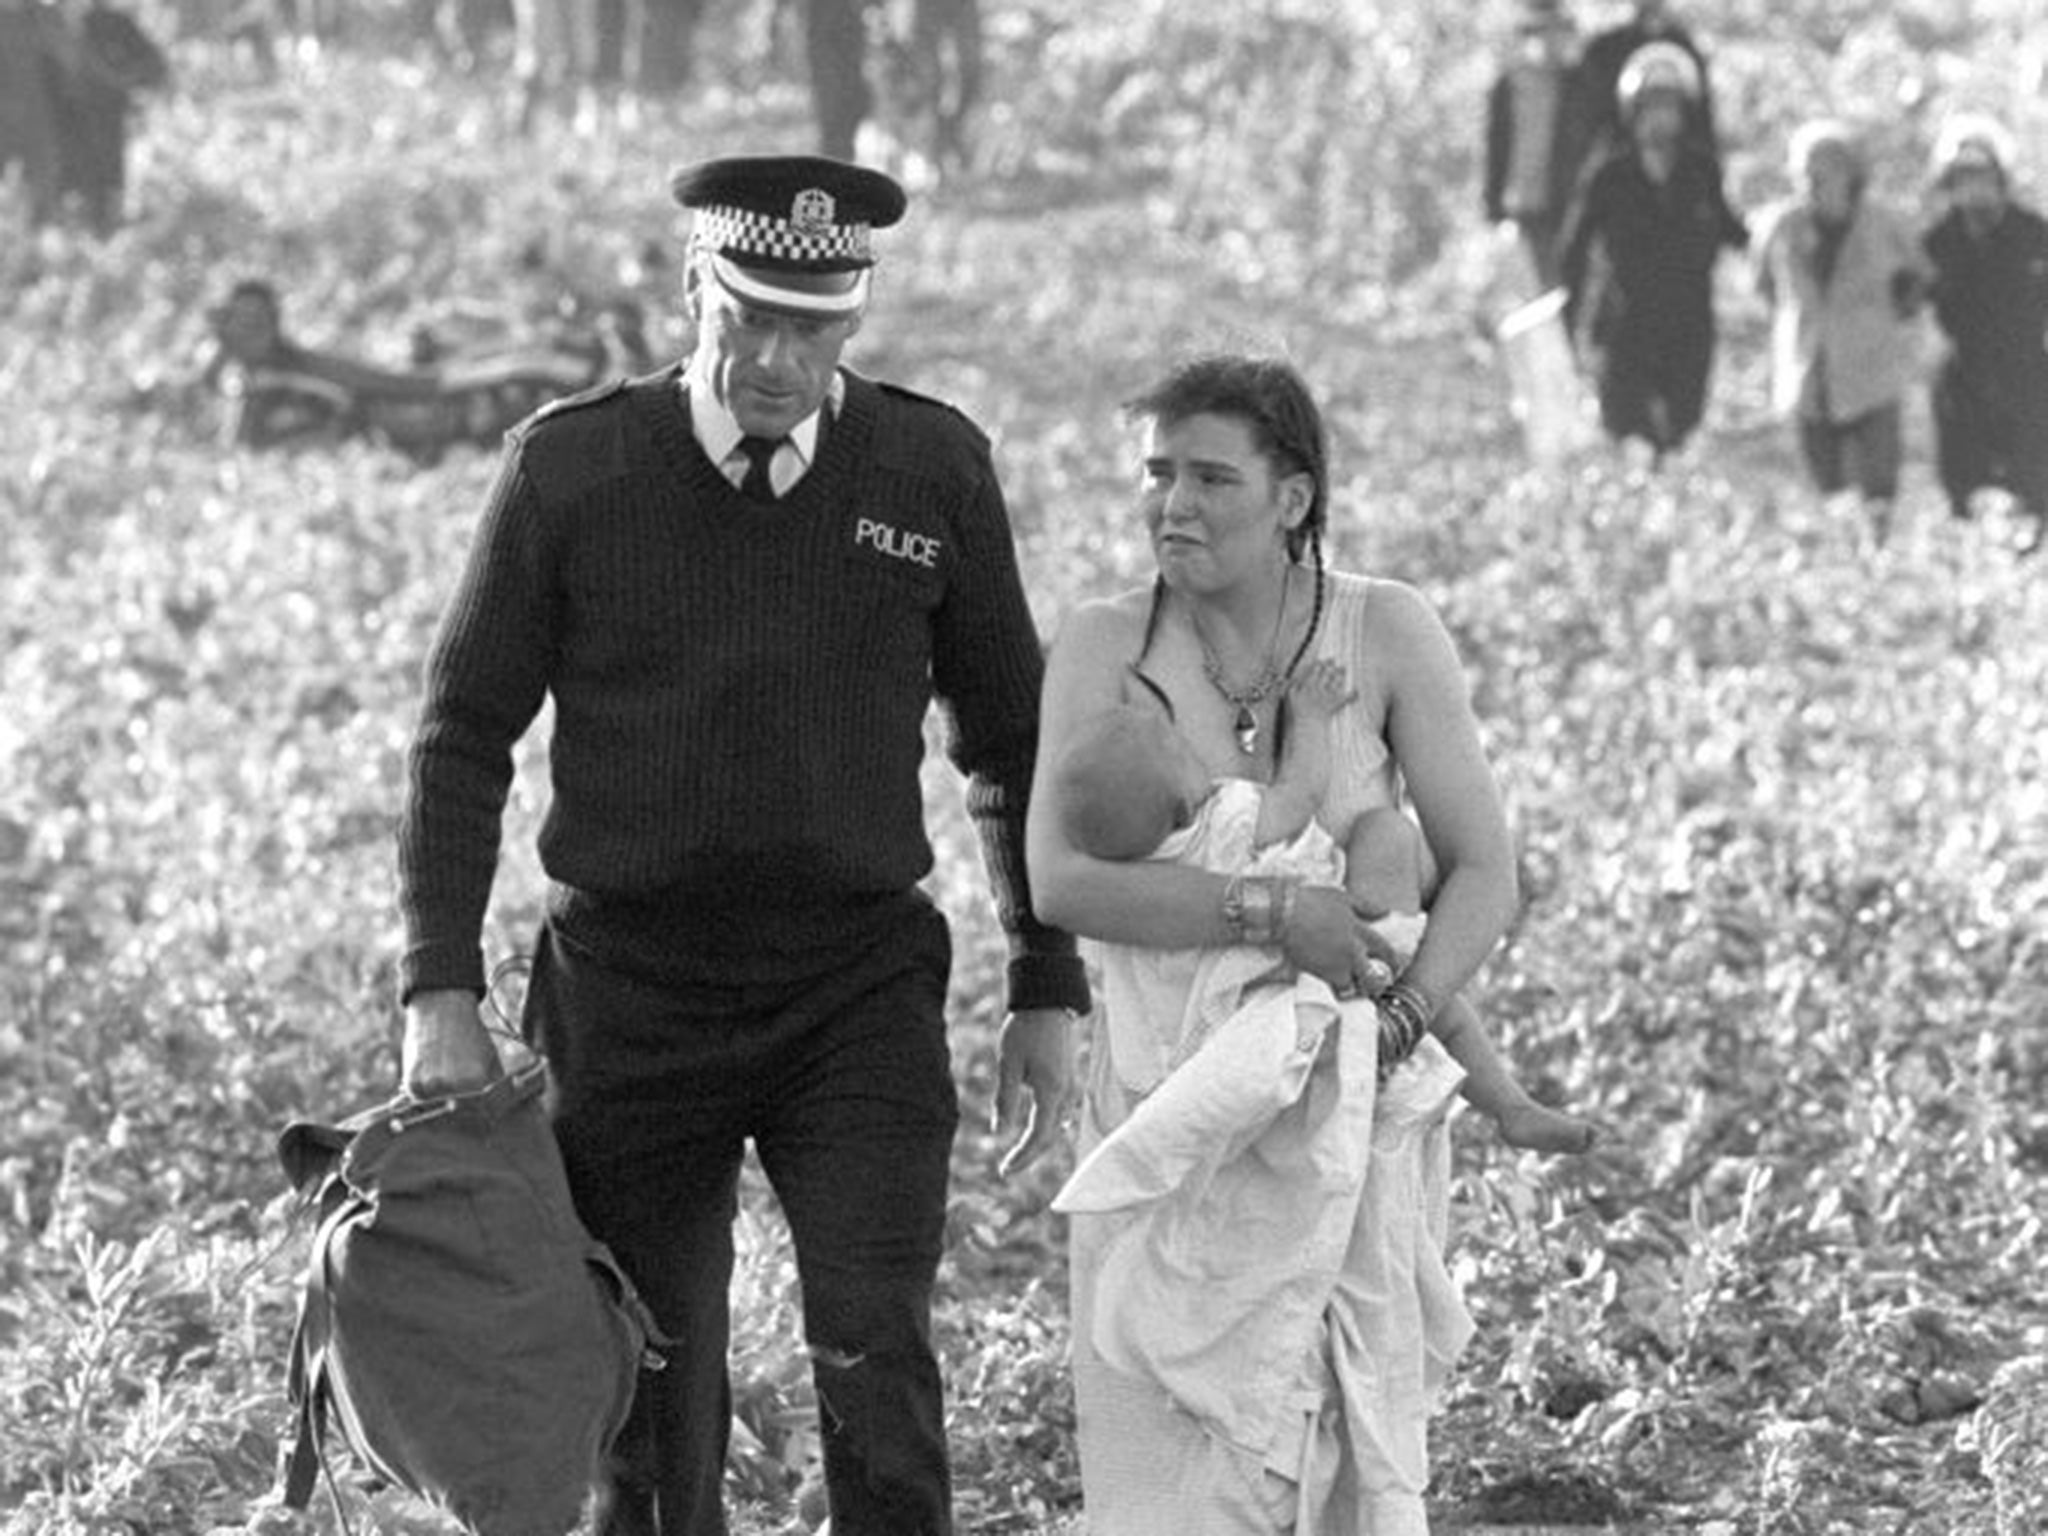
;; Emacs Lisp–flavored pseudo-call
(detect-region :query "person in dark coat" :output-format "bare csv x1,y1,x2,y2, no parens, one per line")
1922,114,2048,553
1482,0,1597,290
396,154,1089,1535
1559,40,1746,461
51,0,168,231
805,0,871,160
0,0,68,224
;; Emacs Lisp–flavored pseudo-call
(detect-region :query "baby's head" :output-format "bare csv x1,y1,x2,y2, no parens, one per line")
1054,703,1211,861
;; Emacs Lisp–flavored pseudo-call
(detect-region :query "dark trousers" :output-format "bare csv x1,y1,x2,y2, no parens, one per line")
523,905,960,1536
1798,401,1903,503
1933,365,2048,525
1595,325,1713,454
804,0,870,160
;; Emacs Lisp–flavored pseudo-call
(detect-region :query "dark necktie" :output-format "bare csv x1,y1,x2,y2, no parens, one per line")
737,435,783,500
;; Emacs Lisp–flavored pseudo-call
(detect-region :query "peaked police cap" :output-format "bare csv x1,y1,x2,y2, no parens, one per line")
672,154,908,317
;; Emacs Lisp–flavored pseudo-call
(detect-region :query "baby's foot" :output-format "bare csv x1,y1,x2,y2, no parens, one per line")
1287,658,1353,720
1496,1101,1599,1155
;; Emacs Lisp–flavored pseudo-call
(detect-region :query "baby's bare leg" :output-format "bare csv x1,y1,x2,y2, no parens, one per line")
1434,996,1596,1154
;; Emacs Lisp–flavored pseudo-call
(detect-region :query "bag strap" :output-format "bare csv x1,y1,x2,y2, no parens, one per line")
279,1192,359,1516
280,1343,327,1509
385,1056,548,1132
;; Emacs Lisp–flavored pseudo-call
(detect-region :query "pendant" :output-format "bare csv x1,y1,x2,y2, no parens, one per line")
1234,704,1258,755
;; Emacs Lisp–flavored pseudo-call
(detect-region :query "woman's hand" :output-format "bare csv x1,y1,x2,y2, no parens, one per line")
1283,884,1401,996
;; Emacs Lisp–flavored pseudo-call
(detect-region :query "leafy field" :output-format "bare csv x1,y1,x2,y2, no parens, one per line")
3,4,2046,1534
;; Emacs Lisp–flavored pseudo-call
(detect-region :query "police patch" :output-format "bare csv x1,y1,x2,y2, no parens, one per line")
853,516,943,570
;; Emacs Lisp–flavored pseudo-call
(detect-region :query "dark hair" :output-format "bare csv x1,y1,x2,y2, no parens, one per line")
1122,353,1330,563
227,278,280,310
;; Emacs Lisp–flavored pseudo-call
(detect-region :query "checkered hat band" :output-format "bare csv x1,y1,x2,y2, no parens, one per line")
693,204,872,264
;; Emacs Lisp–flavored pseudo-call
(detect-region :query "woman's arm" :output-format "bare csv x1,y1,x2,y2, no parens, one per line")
1027,597,1233,946
1366,582,1520,1014
1556,154,1605,330
1749,202,1783,306
1026,598,1384,988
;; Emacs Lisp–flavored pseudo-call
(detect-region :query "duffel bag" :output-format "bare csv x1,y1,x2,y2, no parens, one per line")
277,1060,663,1535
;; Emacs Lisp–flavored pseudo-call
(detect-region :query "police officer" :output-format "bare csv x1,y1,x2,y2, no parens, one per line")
1923,115,2048,553
396,153,1089,1535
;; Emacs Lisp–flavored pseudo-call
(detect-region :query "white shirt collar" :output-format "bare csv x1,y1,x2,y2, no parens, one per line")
683,361,842,487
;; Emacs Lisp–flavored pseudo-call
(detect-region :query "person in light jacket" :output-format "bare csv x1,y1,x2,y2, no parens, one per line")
1752,120,1929,543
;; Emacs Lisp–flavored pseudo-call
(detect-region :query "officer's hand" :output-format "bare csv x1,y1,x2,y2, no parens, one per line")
401,990,504,1099
993,1007,1076,1178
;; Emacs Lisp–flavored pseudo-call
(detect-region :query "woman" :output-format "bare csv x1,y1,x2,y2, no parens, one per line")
1558,41,1745,461
1751,119,1927,543
1921,113,2048,552
1026,355,1522,1533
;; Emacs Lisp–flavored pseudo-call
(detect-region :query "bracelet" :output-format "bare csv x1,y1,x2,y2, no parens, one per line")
1220,875,1298,947
1383,976,1436,1018
1240,878,1276,945
1375,1012,1422,1074
1375,979,1435,1062
1221,875,1249,941
1272,877,1298,945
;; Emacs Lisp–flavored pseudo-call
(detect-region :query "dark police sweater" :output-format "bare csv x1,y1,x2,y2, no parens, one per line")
398,367,1087,1013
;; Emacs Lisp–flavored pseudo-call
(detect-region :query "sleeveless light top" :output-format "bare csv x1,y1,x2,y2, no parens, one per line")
1093,570,1406,1099
1309,571,1404,842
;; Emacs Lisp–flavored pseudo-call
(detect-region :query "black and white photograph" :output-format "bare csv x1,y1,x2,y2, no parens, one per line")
2,2,2043,1533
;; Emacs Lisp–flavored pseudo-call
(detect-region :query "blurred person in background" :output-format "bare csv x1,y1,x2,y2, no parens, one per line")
1751,119,1929,546
0,0,67,224
0,0,163,230
1578,0,1723,180
200,278,413,449
199,277,648,456
1922,113,2048,555
396,153,1087,1535
1483,0,1597,291
1559,41,1747,464
56,0,168,230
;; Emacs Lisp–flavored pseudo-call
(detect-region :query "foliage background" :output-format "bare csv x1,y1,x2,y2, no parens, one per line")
2,1,2045,1532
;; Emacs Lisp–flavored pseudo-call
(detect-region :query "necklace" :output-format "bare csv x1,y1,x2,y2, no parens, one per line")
1190,569,1296,756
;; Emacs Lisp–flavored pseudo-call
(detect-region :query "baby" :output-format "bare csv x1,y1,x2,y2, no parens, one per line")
1057,659,1594,1154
